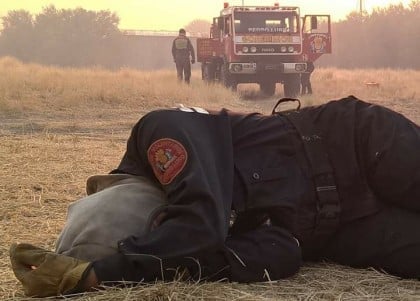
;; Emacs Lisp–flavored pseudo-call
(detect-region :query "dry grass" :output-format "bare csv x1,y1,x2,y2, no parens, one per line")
1,57,419,300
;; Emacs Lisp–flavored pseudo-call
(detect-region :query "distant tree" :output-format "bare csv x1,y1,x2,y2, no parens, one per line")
184,19,211,36
32,5,123,67
0,6,124,68
0,10,34,61
322,0,420,69
409,0,420,11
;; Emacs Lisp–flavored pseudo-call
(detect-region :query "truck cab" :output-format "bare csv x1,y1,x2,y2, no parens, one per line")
197,3,331,97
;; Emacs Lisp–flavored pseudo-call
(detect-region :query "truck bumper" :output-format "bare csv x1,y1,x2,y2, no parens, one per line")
282,63,307,73
228,62,306,74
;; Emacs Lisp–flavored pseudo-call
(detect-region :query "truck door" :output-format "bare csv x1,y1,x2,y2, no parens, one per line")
302,15,331,62
222,16,234,62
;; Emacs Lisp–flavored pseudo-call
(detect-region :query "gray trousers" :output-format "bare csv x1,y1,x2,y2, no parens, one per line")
175,59,191,83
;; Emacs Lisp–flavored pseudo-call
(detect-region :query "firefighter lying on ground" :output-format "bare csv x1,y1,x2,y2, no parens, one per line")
10,96,420,297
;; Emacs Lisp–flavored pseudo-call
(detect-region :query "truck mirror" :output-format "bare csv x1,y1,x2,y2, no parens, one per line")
311,16,318,30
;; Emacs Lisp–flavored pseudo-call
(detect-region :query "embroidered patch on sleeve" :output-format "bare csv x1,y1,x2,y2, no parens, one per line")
147,138,188,185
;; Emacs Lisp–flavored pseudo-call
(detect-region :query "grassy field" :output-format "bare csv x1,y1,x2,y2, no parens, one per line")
1,57,419,300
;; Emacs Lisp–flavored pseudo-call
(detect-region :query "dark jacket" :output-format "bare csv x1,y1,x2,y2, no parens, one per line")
91,96,418,284
172,35,195,62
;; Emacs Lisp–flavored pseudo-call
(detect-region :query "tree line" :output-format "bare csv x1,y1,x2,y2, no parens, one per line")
0,6,124,68
1,2,419,69
322,0,420,69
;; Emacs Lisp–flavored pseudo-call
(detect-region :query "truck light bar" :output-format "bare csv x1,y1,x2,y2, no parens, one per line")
224,2,284,10
232,6,298,12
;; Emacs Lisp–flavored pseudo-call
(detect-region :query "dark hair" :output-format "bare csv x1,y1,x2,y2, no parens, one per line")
179,28,186,34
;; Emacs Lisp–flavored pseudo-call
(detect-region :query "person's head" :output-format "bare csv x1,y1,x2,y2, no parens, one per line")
55,174,167,261
179,28,186,36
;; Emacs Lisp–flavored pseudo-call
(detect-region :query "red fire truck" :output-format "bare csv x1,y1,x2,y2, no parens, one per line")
197,3,331,97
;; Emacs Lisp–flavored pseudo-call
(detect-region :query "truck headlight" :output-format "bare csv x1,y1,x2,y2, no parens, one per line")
295,63,306,72
288,46,295,53
280,46,287,53
250,46,257,53
232,64,243,72
242,46,249,53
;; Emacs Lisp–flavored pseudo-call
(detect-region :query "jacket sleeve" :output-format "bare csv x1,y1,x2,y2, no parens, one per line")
92,109,235,282
188,39,195,61
193,225,302,282
171,39,176,60
92,225,302,283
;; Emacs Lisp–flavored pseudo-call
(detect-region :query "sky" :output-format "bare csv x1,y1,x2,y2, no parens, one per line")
0,0,413,31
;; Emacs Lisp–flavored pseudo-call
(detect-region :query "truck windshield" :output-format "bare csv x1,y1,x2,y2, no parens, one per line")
233,11,298,34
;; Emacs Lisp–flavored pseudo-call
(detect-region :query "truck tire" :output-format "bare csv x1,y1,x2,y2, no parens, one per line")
220,63,237,91
259,81,276,96
283,74,300,98
202,63,216,82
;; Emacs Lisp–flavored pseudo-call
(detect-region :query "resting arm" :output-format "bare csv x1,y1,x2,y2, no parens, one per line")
85,225,301,286
92,109,234,282
192,225,302,282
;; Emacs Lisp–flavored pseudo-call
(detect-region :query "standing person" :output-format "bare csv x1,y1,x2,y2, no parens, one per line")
172,28,195,84
301,61,315,95
9,96,420,297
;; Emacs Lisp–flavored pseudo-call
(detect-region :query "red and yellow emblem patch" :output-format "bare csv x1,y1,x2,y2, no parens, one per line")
147,138,188,185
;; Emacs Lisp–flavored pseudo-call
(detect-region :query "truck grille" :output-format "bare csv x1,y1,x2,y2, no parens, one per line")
235,44,300,54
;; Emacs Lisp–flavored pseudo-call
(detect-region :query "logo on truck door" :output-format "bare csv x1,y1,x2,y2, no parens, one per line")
309,34,327,53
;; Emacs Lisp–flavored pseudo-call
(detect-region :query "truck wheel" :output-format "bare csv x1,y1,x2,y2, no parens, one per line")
202,63,215,82
259,81,276,96
220,63,236,90
283,74,300,98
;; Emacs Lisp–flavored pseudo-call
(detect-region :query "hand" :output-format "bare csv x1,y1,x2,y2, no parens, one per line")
10,243,92,297
191,59,195,64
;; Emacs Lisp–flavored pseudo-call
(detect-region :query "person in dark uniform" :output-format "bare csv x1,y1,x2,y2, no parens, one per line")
301,61,315,95
172,28,195,84
10,96,420,297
